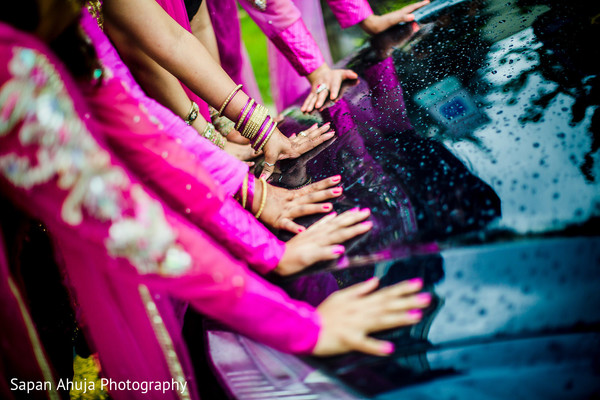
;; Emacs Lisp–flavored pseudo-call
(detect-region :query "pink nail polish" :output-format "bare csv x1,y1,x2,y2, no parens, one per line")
297,227,306,233
322,204,332,211
407,277,423,287
259,174,266,180
360,208,370,213
349,207,359,212
407,309,423,318
381,342,395,354
332,245,345,255
332,188,343,195
331,175,342,183
362,221,373,227
416,292,432,304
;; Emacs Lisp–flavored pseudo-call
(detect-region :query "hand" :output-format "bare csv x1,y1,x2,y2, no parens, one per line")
302,63,358,113
359,0,430,35
313,276,431,356
258,175,344,233
260,123,335,180
224,141,261,162
275,208,372,276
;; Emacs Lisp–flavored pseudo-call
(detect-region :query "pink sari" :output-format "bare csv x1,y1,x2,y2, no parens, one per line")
0,21,319,400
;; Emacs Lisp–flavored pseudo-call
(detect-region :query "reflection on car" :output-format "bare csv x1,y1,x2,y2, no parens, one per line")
205,0,600,399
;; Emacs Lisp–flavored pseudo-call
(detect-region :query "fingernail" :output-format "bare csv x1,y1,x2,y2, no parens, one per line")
407,309,423,319
332,187,343,195
381,342,395,354
407,277,423,287
360,208,371,214
323,121,331,127
297,227,306,233
361,221,373,227
416,292,432,304
331,175,341,183
332,245,345,255
322,204,332,211
327,211,338,217
259,174,267,180
349,207,359,212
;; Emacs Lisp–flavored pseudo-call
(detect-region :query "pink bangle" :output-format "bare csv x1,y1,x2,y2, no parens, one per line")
246,174,255,211
236,98,252,130
252,117,273,151
251,116,271,149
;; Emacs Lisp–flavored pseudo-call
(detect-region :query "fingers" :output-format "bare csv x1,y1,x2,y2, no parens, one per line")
297,175,341,196
279,218,306,234
260,154,277,180
337,276,380,298
286,203,333,220
352,337,395,357
301,92,318,113
297,186,342,205
403,0,430,14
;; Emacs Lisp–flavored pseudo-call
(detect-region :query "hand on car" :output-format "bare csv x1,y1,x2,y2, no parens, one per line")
260,123,335,180
313,276,431,356
359,0,430,35
257,175,344,234
302,63,358,113
275,208,372,276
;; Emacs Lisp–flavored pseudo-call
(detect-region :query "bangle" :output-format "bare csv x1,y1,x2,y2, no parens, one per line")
218,84,243,117
201,123,225,149
254,177,267,220
185,101,199,125
236,99,254,132
257,121,277,153
243,104,268,140
241,174,248,209
250,116,271,149
246,174,255,211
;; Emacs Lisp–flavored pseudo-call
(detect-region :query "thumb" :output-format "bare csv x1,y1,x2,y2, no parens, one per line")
260,156,276,180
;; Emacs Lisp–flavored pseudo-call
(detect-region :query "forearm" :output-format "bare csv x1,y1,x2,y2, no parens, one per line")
189,0,220,64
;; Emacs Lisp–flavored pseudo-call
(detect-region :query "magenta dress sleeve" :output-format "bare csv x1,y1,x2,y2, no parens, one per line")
237,0,325,76
326,0,374,29
0,31,320,399
81,10,248,198
82,56,285,274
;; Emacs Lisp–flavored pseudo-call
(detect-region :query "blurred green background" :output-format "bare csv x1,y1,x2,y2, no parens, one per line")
239,0,419,106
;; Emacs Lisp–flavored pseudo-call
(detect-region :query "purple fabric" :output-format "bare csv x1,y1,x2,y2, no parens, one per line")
0,22,323,400
81,11,248,197
154,0,211,121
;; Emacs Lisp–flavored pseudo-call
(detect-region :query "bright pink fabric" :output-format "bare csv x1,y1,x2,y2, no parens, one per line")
82,11,247,197
154,0,211,121
82,12,285,272
0,22,320,400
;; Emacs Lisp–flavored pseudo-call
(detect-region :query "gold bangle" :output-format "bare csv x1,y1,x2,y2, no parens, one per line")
254,177,267,220
242,104,268,140
218,84,243,117
257,122,277,153
185,101,199,125
236,99,255,131
241,174,248,209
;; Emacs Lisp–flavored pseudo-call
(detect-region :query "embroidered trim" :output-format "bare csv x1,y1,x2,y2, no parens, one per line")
0,47,191,276
139,284,191,400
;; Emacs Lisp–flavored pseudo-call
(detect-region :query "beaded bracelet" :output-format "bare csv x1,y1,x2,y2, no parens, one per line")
201,123,225,149
218,84,243,117
185,101,199,126
254,177,267,220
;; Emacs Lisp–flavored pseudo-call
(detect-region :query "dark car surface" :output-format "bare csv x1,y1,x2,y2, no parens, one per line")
205,0,600,398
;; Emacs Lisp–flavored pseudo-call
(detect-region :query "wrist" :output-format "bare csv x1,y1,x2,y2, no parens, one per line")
359,14,381,35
